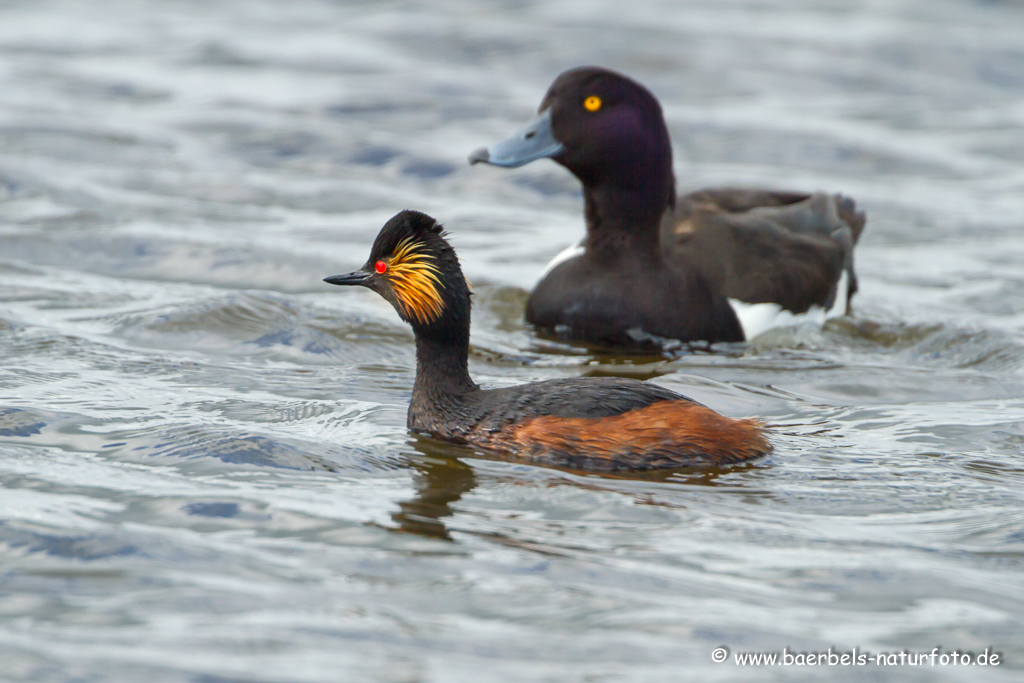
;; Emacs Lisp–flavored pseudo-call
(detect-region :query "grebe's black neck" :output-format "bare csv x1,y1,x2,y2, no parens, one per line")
411,323,477,401
405,231,478,401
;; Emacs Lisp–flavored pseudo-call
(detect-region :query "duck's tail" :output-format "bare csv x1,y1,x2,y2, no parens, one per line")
834,194,867,244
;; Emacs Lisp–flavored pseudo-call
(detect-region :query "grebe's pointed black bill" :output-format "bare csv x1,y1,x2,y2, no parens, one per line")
324,271,372,287
468,108,565,168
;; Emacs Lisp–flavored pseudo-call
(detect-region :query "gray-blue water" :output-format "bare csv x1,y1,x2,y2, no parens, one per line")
1,1,1023,681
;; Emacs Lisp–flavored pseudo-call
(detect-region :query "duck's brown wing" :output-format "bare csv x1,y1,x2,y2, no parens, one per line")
681,188,866,243
665,189,866,313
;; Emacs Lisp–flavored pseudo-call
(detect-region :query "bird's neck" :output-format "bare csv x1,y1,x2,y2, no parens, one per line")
581,171,675,259
411,327,477,402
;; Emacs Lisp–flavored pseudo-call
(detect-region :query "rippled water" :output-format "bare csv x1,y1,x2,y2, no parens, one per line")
1,0,1023,681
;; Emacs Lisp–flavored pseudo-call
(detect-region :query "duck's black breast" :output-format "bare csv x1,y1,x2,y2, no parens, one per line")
525,247,744,348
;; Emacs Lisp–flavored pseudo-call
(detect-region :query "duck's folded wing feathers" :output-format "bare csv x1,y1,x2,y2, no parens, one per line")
682,188,811,213
669,190,862,313
680,188,866,243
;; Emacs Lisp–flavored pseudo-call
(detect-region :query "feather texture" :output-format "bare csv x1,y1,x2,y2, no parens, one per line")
386,235,446,325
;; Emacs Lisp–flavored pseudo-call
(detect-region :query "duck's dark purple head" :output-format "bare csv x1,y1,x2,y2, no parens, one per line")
470,67,674,200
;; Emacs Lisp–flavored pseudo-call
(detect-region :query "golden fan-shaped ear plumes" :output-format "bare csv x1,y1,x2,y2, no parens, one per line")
383,235,445,324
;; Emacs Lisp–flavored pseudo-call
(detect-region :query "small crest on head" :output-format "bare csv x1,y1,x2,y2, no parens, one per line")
371,210,449,325
374,210,443,249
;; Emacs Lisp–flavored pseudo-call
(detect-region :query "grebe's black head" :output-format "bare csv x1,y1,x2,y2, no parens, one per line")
324,210,470,334
469,67,673,199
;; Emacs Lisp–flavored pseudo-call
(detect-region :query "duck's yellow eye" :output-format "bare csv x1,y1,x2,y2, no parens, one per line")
584,96,602,112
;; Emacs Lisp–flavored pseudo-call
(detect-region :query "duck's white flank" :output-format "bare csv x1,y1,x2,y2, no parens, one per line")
539,240,585,278
728,270,850,341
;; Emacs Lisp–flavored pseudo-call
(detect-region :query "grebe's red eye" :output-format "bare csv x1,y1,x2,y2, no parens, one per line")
374,260,387,274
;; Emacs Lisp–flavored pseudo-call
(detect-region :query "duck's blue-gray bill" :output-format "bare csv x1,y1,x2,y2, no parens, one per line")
468,108,565,168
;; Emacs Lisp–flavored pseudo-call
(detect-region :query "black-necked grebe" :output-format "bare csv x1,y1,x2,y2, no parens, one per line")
324,210,771,472
470,66,866,348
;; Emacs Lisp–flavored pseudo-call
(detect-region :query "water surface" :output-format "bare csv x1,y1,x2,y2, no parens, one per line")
1,0,1024,681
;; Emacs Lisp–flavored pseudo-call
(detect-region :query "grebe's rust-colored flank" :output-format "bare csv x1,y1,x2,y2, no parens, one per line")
483,401,769,471
469,66,867,348
324,210,771,472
